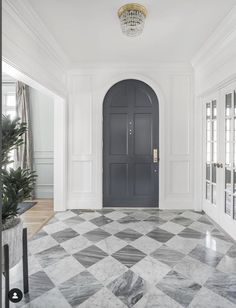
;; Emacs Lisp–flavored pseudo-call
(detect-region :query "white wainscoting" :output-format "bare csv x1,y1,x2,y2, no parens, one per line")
67,67,194,210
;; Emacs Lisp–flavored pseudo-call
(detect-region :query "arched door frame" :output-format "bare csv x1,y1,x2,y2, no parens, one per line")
98,73,166,208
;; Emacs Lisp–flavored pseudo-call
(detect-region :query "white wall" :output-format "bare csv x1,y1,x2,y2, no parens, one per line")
29,87,54,198
67,65,195,210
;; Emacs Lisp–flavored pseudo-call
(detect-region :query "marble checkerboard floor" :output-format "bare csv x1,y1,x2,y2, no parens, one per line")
4,209,236,307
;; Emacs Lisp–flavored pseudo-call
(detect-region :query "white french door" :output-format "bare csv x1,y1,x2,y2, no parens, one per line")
203,83,236,239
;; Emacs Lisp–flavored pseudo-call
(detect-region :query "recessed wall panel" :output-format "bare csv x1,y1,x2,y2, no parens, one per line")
134,163,152,195
110,113,128,155
134,114,152,155
109,164,128,196
71,161,92,193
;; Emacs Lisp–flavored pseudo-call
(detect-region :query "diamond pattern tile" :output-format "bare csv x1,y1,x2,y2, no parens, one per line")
7,209,235,308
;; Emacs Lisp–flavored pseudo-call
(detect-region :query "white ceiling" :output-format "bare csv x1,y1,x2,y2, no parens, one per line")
30,0,236,65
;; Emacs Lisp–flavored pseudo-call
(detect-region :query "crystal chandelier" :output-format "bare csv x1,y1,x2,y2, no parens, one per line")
118,3,147,37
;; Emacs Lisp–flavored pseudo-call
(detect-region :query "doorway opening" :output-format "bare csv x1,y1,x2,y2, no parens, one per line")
103,79,159,207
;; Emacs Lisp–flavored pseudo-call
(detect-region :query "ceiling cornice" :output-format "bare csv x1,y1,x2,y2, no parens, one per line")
3,0,70,71
191,5,236,69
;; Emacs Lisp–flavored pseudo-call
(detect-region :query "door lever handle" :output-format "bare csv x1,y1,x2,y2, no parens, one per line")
153,149,159,163
213,162,223,168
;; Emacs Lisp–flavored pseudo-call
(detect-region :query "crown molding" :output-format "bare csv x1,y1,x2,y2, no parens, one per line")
3,0,70,71
191,5,236,69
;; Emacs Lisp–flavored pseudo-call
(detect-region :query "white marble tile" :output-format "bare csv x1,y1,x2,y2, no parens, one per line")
189,221,214,234
29,235,58,255
189,287,235,308
165,235,200,254
79,287,127,308
159,221,185,234
21,288,71,308
173,255,214,285
89,256,127,285
216,255,236,275
79,212,101,220
132,256,171,284
132,236,162,254
104,211,128,220
43,221,68,234
180,211,202,221
71,221,97,234
96,236,127,254
100,221,127,234
44,256,85,285
61,235,90,254
200,234,233,255
133,286,183,308
129,221,157,234
55,211,77,221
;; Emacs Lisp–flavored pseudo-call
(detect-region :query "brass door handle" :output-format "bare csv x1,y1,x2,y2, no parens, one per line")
153,148,159,163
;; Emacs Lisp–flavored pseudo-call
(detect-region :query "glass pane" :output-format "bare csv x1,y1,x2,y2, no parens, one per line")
234,91,236,115
234,144,236,168
225,142,230,166
206,182,211,201
225,168,231,191
234,170,236,193
6,95,16,107
225,192,231,215
225,119,231,142
212,164,216,183
206,163,210,181
212,142,217,162
212,100,217,119
6,110,16,120
207,142,211,162
212,185,216,204
226,93,232,117
206,103,211,119
212,120,217,141
234,197,236,220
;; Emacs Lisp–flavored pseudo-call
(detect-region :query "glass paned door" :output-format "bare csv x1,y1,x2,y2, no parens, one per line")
205,100,217,205
224,91,236,220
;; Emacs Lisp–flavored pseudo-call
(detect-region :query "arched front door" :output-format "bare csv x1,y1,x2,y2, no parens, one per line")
103,79,159,207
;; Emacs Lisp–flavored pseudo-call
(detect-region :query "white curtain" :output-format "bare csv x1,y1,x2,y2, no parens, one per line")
16,81,34,174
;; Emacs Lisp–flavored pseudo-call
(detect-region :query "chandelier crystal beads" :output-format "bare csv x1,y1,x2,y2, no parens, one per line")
118,3,147,37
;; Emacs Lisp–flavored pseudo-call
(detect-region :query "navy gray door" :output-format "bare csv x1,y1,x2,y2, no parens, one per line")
103,79,159,207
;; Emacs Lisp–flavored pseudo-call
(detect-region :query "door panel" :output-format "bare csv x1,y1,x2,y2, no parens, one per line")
103,79,159,207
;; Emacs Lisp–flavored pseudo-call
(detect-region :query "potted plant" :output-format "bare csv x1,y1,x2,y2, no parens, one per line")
2,115,37,269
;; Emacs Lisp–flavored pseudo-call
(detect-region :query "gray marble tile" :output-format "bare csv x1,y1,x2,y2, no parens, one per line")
46,216,59,225
198,215,213,225
101,221,127,234
159,221,185,234
227,245,236,258
44,256,85,285
200,233,233,254
112,245,146,268
216,255,236,275
43,221,68,234
18,271,55,305
71,221,98,234
71,209,82,215
73,244,108,268
150,245,185,267
178,228,206,239
79,211,102,220
132,256,171,284
31,230,48,241
133,286,183,308
96,209,114,214
189,286,236,308
114,228,143,243
78,287,127,308
128,221,158,234
35,245,69,268
189,244,224,267
204,271,236,305
21,288,72,308
210,228,233,243
173,255,214,285
63,215,85,227
129,211,151,220
171,216,193,227
156,211,178,221
143,215,166,225
29,235,58,255
90,215,113,227
107,270,146,308
59,270,103,307
188,221,214,234
156,270,202,307
104,211,128,220
55,211,77,221
83,228,111,243
118,216,140,224
88,256,127,285
51,228,78,243
146,227,175,243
